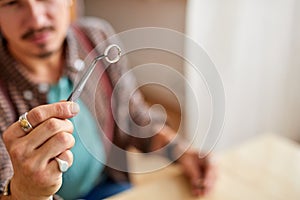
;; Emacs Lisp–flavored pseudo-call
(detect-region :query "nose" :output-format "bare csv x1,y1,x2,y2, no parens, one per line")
25,2,48,29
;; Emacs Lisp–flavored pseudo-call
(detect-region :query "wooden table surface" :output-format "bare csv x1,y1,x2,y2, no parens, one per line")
108,134,300,200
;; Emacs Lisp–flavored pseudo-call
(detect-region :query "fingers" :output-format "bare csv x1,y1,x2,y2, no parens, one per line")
28,101,80,128
57,150,73,168
36,132,75,166
178,150,202,195
1,102,79,199
8,150,73,198
26,119,74,150
49,150,73,174
4,101,79,140
202,157,218,195
192,155,217,196
189,154,206,196
3,102,79,148
179,151,217,197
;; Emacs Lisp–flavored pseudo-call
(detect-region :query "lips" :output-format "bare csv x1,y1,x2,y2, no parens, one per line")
27,31,52,45
22,27,55,45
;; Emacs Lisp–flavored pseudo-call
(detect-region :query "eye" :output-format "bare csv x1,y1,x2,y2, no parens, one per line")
1,0,18,7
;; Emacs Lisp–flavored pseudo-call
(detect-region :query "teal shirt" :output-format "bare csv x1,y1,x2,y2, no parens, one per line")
47,77,106,200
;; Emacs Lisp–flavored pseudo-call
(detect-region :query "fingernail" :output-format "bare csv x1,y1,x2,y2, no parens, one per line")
69,103,80,114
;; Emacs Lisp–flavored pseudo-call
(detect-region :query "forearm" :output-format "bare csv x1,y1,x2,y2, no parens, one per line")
150,125,177,151
150,125,192,162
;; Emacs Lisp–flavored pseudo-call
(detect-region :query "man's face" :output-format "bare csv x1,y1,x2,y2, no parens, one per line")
0,0,71,58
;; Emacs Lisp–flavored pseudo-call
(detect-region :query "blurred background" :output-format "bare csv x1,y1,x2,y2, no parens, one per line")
74,0,300,151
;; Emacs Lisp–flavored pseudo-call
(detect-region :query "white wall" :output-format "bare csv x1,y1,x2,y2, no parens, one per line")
82,0,300,150
185,0,300,150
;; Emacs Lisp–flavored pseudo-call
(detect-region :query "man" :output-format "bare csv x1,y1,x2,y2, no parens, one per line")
0,0,215,199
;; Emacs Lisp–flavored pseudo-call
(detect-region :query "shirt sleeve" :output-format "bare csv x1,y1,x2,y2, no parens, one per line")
0,135,13,193
0,81,14,193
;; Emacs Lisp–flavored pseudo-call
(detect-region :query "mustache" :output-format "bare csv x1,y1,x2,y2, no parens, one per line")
21,26,54,40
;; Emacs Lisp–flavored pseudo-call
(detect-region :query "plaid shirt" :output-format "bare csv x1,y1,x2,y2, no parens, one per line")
0,17,163,196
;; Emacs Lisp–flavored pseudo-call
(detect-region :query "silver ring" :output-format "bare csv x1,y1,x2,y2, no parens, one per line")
18,112,33,133
55,157,69,173
104,44,122,64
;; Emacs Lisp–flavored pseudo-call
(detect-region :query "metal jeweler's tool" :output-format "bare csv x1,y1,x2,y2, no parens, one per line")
67,44,122,102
